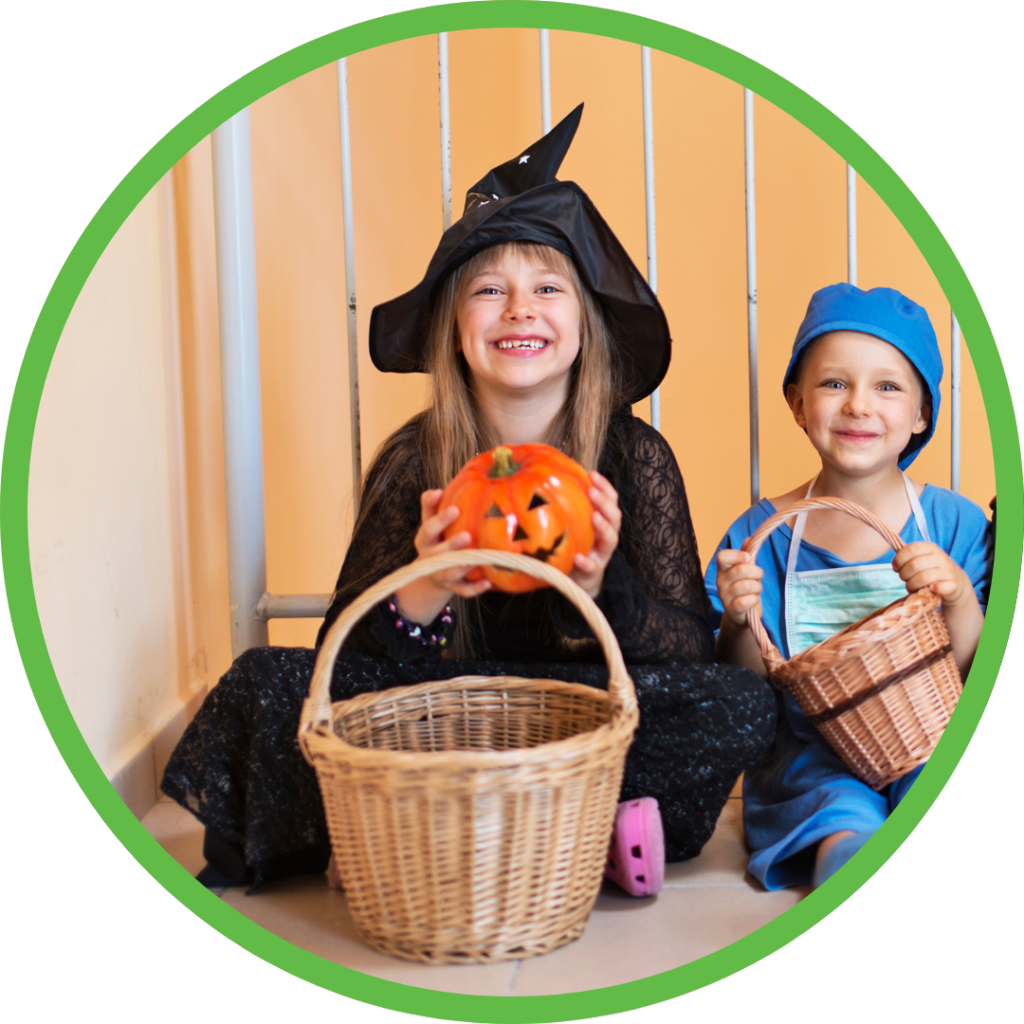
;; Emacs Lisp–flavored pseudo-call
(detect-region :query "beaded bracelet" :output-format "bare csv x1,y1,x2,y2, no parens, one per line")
387,597,453,649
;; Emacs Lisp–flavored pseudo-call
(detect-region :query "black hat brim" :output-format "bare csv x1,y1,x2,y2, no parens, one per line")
368,181,671,404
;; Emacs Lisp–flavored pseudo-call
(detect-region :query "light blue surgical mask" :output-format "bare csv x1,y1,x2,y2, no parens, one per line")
784,474,930,658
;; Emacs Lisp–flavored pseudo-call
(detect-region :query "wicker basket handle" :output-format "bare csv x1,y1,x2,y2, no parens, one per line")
740,497,906,673
303,549,636,731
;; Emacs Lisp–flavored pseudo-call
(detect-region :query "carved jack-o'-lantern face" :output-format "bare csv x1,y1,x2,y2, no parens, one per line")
439,444,595,593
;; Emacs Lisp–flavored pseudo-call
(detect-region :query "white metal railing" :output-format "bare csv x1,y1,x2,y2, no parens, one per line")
438,32,453,232
211,111,271,655
540,29,552,134
951,312,961,493
847,163,857,287
337,58,362,515
743,88,759,506
211,32,965,655
642,46,660,431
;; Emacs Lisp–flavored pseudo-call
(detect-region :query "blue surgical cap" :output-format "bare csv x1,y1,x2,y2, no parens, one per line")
783,283,942,469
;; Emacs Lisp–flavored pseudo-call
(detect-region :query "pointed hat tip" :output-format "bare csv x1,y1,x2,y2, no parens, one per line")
461,102,585,214
557,103,584,133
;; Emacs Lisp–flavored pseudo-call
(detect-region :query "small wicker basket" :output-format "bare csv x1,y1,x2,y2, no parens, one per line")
743,497,963,790
298,549,639,964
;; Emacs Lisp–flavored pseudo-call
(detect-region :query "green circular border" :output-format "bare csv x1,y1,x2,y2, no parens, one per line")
2,2,1020,1019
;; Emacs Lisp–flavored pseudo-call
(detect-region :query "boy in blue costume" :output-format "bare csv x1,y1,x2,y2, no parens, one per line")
705,284,992,889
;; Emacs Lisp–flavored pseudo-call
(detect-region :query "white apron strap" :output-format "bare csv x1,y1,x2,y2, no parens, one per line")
903,473,931,543
788,473,929,575
785,476,819,576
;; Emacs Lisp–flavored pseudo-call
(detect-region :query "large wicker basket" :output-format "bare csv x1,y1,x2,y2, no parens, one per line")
298,549,639,964
743,497,963,790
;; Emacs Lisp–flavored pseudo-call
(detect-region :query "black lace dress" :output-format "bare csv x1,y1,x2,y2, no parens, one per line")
162,407,776,888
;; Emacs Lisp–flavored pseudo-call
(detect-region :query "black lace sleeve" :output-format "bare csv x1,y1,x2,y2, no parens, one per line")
553,410,715,664
314,418,439,658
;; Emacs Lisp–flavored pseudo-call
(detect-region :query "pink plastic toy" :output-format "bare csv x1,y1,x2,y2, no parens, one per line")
604,796,665,897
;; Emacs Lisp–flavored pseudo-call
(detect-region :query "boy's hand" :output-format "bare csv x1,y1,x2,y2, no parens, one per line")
716,549,765,628
892,541,974,605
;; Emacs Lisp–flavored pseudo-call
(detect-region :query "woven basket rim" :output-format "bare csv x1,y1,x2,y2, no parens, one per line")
774,588,942,685
304,673,634,771
301,550,637,742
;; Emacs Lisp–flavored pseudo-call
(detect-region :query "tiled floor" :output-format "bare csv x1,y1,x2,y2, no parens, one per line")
142,795,808,995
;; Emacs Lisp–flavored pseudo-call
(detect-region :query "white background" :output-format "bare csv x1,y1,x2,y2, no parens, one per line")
2,1,1020,1020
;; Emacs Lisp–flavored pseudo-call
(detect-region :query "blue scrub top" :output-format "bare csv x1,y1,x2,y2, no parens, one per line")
705,483,992,661
703,484,993,890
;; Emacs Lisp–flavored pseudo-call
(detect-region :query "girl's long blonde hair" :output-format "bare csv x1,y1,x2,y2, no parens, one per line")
353,241,625,658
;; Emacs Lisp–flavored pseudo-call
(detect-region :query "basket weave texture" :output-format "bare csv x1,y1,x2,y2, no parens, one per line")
743,497,963,790
298,549,639,964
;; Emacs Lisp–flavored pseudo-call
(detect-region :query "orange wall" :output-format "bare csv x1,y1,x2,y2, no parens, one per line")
650,51,749,558
173,30,995,661
449,29,543,208
858,178,992,502
753,95,848,501
249,63,353,647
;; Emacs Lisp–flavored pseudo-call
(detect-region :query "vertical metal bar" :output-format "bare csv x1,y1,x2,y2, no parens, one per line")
642,46,660,432
212,110,270,656
847,163,858,287
337,58,362,513
438,32,452,231
951,311,962,493
744,89,760,505
539,29,552,134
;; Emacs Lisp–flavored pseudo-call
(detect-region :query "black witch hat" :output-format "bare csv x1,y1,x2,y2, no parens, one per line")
368,104,671,403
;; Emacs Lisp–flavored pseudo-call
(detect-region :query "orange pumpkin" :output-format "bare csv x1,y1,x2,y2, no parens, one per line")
439,444,596,593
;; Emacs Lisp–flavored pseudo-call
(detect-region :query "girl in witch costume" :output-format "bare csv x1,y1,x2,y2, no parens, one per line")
162,105,776,895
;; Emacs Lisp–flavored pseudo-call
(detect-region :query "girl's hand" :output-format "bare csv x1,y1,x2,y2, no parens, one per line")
394,489,491,624
892,541,973,605
570,472,622,599
715,549,765,628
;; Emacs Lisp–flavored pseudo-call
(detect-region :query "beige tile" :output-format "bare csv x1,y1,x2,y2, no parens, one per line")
664,798,751,887
510,883,808,995
140,787,795,997
140,799,206,877
219,887,518,996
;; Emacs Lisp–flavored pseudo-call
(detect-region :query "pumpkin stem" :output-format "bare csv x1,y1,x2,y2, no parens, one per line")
488,446,520,478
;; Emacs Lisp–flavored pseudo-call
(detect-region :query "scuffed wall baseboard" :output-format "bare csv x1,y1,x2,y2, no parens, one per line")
109,685,209,820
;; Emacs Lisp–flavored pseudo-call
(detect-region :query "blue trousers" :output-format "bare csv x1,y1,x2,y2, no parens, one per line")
743,694,923,890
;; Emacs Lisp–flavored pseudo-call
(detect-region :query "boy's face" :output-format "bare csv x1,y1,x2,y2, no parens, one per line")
786,330,930,477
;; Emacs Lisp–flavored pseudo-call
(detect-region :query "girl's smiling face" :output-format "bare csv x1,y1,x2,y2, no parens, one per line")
787,330,930,477
456,248,582,404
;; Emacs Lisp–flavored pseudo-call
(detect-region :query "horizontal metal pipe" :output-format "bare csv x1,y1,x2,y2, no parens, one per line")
257,592,333,621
